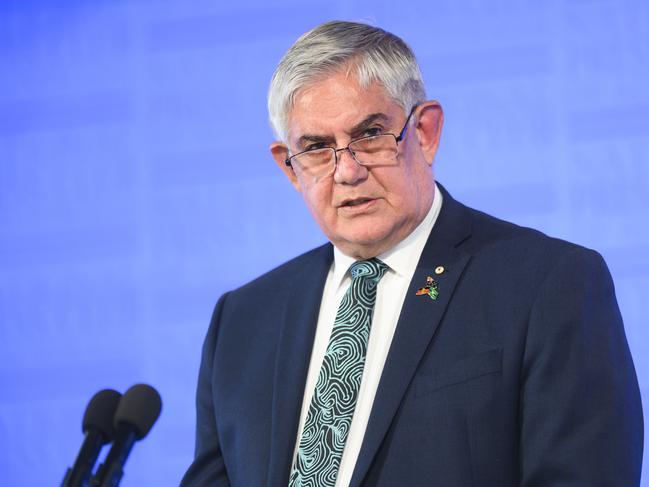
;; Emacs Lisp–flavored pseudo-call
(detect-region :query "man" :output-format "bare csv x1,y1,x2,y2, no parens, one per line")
181,21,643,486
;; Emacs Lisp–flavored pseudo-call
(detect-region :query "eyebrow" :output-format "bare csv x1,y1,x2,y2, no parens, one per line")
296,112,392,149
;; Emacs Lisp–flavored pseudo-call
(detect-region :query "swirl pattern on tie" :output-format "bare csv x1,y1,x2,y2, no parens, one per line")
289,259,388,487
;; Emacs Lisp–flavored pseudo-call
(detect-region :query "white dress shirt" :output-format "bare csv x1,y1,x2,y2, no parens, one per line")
292,184,443,486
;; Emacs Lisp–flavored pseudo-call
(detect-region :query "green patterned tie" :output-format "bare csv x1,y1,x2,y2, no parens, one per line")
289,258,388,487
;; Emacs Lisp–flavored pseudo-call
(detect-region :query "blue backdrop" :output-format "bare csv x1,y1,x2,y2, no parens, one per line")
1,1,647,485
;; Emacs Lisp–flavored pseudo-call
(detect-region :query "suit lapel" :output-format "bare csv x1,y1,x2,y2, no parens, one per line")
266,245,333,487
350,187,473,487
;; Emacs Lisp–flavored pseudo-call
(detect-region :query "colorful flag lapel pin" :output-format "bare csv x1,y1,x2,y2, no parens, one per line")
415,266,444,300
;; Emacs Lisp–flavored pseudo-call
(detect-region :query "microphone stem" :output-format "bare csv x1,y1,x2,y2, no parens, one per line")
91,429,136,487
62,431,105,487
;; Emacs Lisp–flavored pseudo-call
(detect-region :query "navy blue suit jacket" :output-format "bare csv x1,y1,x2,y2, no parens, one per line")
181,186,643,486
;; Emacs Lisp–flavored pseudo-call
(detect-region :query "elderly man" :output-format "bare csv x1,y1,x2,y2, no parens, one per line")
181,21,642,486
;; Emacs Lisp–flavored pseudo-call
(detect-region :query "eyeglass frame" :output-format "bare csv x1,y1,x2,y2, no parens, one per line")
284,105,418,173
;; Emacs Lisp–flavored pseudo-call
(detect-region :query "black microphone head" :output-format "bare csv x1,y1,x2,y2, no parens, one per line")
114,384,162,440
82,389,122,443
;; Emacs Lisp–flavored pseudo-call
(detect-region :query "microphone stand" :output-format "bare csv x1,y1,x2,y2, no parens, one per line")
90,427,137,487
61,430,107,487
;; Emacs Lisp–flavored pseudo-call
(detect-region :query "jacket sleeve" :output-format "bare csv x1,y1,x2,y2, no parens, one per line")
180,293,231,487
519,248,643,486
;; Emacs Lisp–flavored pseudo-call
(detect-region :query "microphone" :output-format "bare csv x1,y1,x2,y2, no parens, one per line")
61,389,122,487
90,384,162,487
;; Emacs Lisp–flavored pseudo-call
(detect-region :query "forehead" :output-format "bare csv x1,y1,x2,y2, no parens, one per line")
287,72,404,143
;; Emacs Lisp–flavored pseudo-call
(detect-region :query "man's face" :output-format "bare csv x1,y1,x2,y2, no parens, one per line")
271,72,443,259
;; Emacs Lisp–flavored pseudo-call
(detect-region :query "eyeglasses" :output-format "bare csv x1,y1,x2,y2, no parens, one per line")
285,106,417,181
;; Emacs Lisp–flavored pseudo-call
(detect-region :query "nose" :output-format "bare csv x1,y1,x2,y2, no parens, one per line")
333,147,368,184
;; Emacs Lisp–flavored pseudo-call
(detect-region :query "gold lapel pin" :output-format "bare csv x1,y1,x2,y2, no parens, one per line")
435,266,445,275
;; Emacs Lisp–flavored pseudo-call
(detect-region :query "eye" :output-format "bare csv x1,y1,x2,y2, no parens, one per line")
304,143,327,152
361,127,383,137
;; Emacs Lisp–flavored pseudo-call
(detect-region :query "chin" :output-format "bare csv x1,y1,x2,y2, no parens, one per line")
333,231,395,258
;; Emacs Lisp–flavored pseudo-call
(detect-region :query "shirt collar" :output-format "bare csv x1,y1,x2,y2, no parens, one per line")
331,183,444,290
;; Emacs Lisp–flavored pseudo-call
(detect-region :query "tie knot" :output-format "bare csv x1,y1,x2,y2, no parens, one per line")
350,258,388,282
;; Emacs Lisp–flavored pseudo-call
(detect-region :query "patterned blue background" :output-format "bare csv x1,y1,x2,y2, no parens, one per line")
1,1,647,485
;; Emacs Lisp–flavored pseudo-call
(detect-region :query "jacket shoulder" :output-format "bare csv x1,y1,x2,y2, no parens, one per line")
228,243,332,298
463,203,600,261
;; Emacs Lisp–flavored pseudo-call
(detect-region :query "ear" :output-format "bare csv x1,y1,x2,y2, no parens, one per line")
270,141,302,192
413,101,444,165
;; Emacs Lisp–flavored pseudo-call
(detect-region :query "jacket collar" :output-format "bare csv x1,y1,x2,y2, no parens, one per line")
349,183,473,486
266,183,473,487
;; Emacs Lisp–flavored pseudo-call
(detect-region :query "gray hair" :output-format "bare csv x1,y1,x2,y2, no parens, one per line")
268,20,427,142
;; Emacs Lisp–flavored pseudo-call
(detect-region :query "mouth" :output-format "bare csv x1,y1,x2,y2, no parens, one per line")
340,197,374,207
